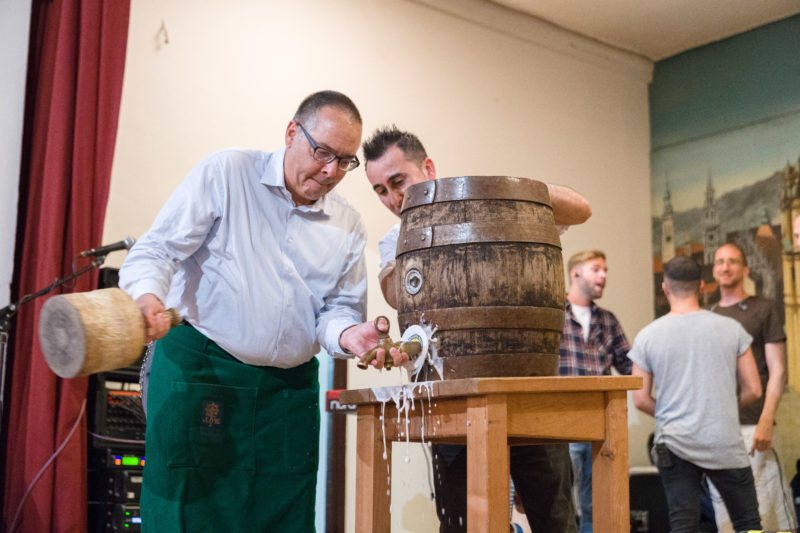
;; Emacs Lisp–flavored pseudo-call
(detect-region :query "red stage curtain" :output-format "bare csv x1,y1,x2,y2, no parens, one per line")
3,1,130,531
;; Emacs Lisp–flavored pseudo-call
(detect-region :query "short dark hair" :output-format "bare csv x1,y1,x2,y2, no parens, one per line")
715,243,748,267
663,256,701,295
362,125,427,164
293,90,361,126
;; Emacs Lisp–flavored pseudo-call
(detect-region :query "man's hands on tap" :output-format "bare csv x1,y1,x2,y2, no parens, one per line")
339,316,410,370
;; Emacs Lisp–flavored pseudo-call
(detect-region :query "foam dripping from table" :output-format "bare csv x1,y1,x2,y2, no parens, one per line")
368,316,442,511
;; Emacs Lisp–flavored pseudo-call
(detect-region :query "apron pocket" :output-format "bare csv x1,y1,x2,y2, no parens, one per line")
256,385,320,475
164,381,257,472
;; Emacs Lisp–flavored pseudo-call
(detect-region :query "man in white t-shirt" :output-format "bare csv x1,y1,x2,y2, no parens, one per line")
362,124,591,532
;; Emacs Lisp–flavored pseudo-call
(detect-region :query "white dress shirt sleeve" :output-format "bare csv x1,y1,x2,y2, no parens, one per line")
119,155,222,303
317,217,368,356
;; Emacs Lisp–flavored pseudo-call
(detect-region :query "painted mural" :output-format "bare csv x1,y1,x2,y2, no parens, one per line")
648,15,800,393
650,116,800,318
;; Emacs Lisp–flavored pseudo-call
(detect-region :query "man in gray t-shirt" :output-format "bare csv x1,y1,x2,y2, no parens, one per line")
628,256,763,533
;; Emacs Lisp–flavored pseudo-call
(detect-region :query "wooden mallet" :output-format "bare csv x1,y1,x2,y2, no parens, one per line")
38,287,180,378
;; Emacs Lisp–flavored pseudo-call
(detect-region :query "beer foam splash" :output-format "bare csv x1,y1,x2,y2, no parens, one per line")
368,316,441,485
405,315,442,381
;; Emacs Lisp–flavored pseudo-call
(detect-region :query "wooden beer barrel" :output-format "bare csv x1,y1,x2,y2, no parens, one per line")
395,176,565,380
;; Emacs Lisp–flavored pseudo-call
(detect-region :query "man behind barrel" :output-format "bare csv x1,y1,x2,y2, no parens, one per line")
362,124,591,532
119,91,407,532
559,249,632,532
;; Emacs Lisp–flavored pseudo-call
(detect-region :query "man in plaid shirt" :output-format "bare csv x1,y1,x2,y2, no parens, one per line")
559,249,631,532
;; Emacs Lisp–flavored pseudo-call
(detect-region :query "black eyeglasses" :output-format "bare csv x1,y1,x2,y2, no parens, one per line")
296,122,360,172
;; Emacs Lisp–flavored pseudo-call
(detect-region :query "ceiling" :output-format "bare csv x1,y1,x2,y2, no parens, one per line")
490,0,800,61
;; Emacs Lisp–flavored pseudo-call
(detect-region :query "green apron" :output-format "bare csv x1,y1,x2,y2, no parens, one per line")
141,324,319,532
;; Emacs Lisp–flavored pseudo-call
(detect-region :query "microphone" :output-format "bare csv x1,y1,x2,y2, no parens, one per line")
78,236,136,257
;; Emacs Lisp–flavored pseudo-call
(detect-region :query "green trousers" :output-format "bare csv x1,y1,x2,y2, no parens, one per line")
141,324,319,532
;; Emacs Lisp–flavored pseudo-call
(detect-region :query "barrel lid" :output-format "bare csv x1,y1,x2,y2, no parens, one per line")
400,176,550,212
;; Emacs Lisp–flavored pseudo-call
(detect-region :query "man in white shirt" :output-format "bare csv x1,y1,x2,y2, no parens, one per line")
362,124,590,532
120,91,406,532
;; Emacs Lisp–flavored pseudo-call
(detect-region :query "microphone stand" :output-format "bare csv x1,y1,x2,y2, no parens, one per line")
0,254,108,425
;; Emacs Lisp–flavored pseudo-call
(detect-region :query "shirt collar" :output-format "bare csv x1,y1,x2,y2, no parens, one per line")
260,146,329,213
565,298,599,314
259,146,287,188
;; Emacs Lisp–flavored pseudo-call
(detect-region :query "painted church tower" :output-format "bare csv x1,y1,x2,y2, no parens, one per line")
661,179,675,263
703,172,721,265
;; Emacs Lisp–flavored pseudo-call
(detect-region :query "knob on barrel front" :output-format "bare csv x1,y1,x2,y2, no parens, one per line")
38,287,178,378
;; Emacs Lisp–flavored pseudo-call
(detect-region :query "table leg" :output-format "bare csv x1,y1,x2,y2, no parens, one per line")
355,404,392,533
466,394,509,532
592,390,630,533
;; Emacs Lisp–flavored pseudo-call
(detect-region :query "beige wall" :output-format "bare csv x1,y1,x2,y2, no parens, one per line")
104,0,655,530
0,0,31,308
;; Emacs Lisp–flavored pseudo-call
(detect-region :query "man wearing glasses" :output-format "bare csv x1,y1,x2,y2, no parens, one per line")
120,91,407,532
707,243,796,532
362,124,591,532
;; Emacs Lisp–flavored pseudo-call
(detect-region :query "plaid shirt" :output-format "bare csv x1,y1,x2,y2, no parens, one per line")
559,300,632,376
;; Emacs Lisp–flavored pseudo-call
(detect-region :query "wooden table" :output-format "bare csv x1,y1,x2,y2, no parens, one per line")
340,376,642,532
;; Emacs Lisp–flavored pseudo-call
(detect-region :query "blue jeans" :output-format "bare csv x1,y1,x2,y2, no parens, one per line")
569,442,592,533
655,444,761,533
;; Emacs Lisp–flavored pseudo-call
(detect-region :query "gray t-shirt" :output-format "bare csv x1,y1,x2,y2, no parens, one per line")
628,310,753,469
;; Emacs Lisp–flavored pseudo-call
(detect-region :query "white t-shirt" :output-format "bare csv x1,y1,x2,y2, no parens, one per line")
378,223,401,269
571,303,591,342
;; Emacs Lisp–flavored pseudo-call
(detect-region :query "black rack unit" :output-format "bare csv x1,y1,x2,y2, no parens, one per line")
88,268,145,533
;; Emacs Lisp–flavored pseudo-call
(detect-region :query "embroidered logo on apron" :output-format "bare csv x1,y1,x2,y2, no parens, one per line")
202,400,222,428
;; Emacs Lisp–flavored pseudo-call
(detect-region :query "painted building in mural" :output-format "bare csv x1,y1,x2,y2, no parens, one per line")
652,169,786,319
702,174,721,266
780,157,800,383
